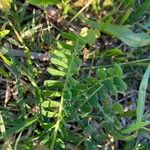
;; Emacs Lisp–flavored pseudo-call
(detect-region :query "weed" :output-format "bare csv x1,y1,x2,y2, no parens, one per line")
0,0,149,149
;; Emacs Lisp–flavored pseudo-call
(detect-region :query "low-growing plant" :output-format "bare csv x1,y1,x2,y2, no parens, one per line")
0,0,150,150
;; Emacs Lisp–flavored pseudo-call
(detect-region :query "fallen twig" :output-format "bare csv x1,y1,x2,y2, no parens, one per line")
4,81,11,107
1,49,50,62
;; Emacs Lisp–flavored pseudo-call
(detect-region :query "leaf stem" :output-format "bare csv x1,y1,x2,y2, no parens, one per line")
50,96,64,150
82,58,150,70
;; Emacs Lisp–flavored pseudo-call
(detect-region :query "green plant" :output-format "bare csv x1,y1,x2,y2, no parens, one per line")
0,0,150,149
41,31,128,149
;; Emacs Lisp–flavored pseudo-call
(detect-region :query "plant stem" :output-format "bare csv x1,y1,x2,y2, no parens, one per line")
50,96,64,150
82,58,150,70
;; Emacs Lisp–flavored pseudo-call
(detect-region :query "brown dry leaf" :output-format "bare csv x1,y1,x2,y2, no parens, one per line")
74,0,99,7
80,27,89,37
92,0,99,5
0,0,12,12
33,144,49,150
1,137,13,150
103,0,113,7
83,48,91,61
74,0,87,7
1,143,12,150
66,143,83,150
4,82,11,107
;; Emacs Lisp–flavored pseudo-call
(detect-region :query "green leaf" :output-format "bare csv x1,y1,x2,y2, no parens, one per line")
84,140,98,150
103,24,150,47
135,142,149,150
27,0,60,5
57,41,74,51
41,109,57,118
106,65,125,79
114,63,123,76
51,58,68,69
41,100,60,108
96,68,107,79
62,32,85,46
80,103,92,116
44,80,63,88
62,128,82,144
103,79,117,95
42,90,61,97
121,121,150,134
70,57,81,74
7,117,37,135
88,94,99,107
123,140,136,150
120,110,136,118
84,29,100,45
67,76,78,87
113,76,127,91
130,0,150,22
107,68,116,76
97,86,108,100
56,138,65,149
0,67,8,77
123,0,135,7
140,21,150,31
47,68,66,76
53,50,67,59
112,103,124,114
103,48,122,57
86,19,150,47
63,90,72,100
120,9,132,24
84,77,98,85
137,64,150,122
0,52,12,66
70,88,79,97
40,122,54,131
114,118,123,130
0,30,10,39
80,28,100,45
114,132,137,140
83,124,97,136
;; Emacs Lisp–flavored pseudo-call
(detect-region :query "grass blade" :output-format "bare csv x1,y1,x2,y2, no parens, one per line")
137,64,150,122
121,121,150,134
0,112,7,139
7,117,37,136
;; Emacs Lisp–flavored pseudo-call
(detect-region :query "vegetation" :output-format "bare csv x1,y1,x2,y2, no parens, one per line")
0,0,150,149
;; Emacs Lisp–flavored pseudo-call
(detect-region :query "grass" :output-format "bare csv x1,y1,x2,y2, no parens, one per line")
0,0,150,149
